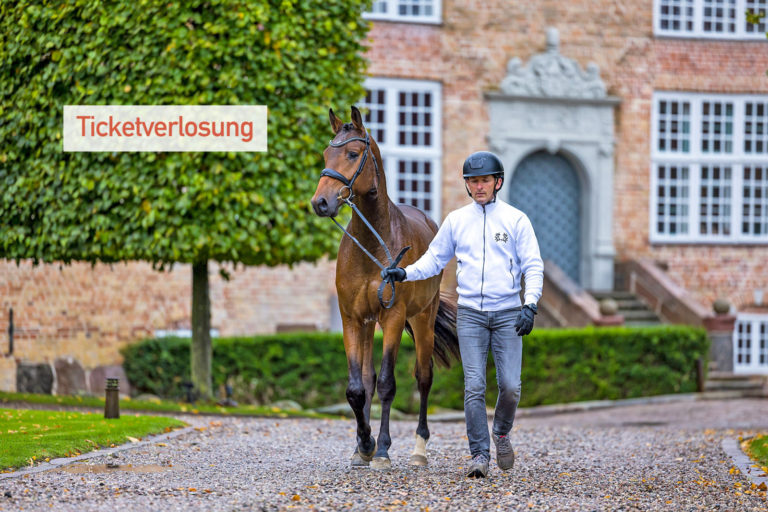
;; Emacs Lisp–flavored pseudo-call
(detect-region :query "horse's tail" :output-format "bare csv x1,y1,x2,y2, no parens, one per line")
404,292,461,368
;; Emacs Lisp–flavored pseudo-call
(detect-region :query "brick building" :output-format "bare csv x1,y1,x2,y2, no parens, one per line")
2,0,768,390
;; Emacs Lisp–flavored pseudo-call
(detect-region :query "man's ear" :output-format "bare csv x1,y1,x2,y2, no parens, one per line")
495,177,504,191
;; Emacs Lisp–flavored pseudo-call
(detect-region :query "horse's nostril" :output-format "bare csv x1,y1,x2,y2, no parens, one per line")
313,197,329,216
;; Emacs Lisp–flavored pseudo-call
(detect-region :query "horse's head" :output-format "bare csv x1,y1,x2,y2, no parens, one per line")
311,106,380,218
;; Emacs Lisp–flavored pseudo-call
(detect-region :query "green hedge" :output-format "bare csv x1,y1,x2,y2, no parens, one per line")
121,326,709,412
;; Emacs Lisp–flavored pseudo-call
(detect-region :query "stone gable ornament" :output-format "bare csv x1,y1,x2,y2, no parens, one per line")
501,28,607,99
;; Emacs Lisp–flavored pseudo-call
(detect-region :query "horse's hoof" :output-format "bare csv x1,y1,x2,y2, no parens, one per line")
410,454,428,467
350,450,370,468
358,438,376,462
370,457,392,471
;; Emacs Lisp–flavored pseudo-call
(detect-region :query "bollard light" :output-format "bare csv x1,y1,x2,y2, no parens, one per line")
104,378,120,419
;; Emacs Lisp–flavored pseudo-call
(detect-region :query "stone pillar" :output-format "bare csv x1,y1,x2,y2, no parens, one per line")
0,356,17,392
703,298,736,373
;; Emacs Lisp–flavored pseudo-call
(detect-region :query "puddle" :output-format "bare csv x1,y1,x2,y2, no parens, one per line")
59,463,171,474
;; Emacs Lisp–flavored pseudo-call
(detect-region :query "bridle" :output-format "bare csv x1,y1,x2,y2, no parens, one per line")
319,130,410,309
320,131,379,202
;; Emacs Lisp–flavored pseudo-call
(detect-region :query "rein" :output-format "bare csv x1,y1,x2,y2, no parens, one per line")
320,132,410,309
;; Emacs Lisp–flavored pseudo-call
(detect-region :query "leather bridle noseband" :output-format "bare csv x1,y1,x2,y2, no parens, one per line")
320,131,379,202
319,130,409,309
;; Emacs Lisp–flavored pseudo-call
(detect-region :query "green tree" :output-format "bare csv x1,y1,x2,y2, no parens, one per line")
0,0,369,398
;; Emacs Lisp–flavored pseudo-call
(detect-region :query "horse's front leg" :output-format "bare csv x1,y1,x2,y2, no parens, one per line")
342,318,377,467
371,311,406,471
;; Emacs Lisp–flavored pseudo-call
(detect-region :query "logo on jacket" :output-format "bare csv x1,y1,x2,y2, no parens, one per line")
494,232,509,243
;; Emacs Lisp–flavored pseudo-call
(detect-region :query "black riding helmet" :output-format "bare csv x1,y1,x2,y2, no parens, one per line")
462,151,504,199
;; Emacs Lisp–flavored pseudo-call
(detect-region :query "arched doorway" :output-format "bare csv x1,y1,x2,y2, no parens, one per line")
508,151,582,284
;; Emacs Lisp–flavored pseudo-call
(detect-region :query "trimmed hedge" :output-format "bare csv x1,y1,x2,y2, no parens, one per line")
121,326,709,412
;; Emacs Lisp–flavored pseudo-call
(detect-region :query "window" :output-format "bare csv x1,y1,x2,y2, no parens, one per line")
361,78,442,220
363,0,441,24
654,0,767,38
734,314,768,373
651,92,768,243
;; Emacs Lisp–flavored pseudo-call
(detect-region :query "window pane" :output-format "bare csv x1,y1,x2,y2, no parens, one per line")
746,0,768,32
658,100,691,153
745,101,768,154
394,158,436,218
361,88,387,145
701,101,734,153
742,165,768,235
656,164,690,235
703,0,737,33
397,91,434,147
659,0,695,31
699,165,732,236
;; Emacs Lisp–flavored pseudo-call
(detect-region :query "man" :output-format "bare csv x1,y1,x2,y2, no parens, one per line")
382,151,543,478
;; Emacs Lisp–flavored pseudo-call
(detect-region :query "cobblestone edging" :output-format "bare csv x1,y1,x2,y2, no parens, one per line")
722,438,768,487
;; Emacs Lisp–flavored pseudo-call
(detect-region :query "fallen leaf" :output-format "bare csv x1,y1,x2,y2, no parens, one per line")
156,443,167,447
126,436,140,443
292,495,301,501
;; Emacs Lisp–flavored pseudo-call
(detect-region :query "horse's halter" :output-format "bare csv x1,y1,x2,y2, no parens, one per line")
320,131,379,201
317,130,408,309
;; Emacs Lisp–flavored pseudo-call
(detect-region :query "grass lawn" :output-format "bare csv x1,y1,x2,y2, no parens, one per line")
0,391,337,419
744,434,768,474
0,408,186,472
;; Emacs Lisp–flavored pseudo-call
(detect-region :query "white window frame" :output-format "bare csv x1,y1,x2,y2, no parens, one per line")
362,77,442,221
650,91,768,244
653,0,768,39
363,0,442,24
734,313,768,374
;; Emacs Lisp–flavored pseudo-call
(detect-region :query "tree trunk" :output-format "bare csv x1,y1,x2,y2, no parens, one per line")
191,260,212,400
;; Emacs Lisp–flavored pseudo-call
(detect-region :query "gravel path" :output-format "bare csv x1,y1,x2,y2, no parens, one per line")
1,398,767,511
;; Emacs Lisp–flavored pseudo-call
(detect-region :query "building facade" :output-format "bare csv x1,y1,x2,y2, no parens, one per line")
2,0,768,385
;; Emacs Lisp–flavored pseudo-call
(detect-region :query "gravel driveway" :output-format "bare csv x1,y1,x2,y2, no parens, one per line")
1,398,767,511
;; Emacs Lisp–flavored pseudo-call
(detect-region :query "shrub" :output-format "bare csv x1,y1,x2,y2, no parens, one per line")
121,325,709,411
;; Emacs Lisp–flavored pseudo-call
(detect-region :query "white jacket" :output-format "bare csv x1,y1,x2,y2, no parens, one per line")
404,199,543,311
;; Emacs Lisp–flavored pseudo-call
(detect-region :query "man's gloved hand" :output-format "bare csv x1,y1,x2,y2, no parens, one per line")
514,303,537,336
380,266,406,282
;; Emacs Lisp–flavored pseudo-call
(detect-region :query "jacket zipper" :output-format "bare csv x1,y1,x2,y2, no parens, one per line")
480,204,487,310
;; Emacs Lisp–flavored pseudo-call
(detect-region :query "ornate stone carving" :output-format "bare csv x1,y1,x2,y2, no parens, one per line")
500,28,607,99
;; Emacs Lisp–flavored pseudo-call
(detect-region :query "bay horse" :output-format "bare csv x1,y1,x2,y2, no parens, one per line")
311,106,460,470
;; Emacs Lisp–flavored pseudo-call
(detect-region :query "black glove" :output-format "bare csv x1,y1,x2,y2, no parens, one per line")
380,266,406,282
515,304,537,336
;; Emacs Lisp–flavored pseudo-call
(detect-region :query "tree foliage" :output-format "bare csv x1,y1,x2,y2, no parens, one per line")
0,0,370,267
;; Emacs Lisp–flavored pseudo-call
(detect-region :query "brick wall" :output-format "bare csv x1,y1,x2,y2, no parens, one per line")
0,259,336,369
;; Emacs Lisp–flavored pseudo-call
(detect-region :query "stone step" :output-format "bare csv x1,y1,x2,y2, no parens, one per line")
614,299,650,311
707,372,767,382
704,379,765,391
592,291,637,301
620,309,662,321
624,320,664,327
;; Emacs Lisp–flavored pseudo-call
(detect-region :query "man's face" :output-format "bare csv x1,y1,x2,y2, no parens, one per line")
466,174,501,205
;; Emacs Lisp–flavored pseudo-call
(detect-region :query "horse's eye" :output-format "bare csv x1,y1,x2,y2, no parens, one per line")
347,151,359,160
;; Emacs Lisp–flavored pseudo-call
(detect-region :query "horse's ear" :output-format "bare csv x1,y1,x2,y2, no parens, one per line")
329,108,344,134
350,106,365,132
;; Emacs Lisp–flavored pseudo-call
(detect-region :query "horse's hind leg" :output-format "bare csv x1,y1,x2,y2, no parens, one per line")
370,313,406,471
409,298,439,467
342,319,377,467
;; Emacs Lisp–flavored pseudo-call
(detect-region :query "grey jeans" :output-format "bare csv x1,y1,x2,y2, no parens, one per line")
456,305,523,458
